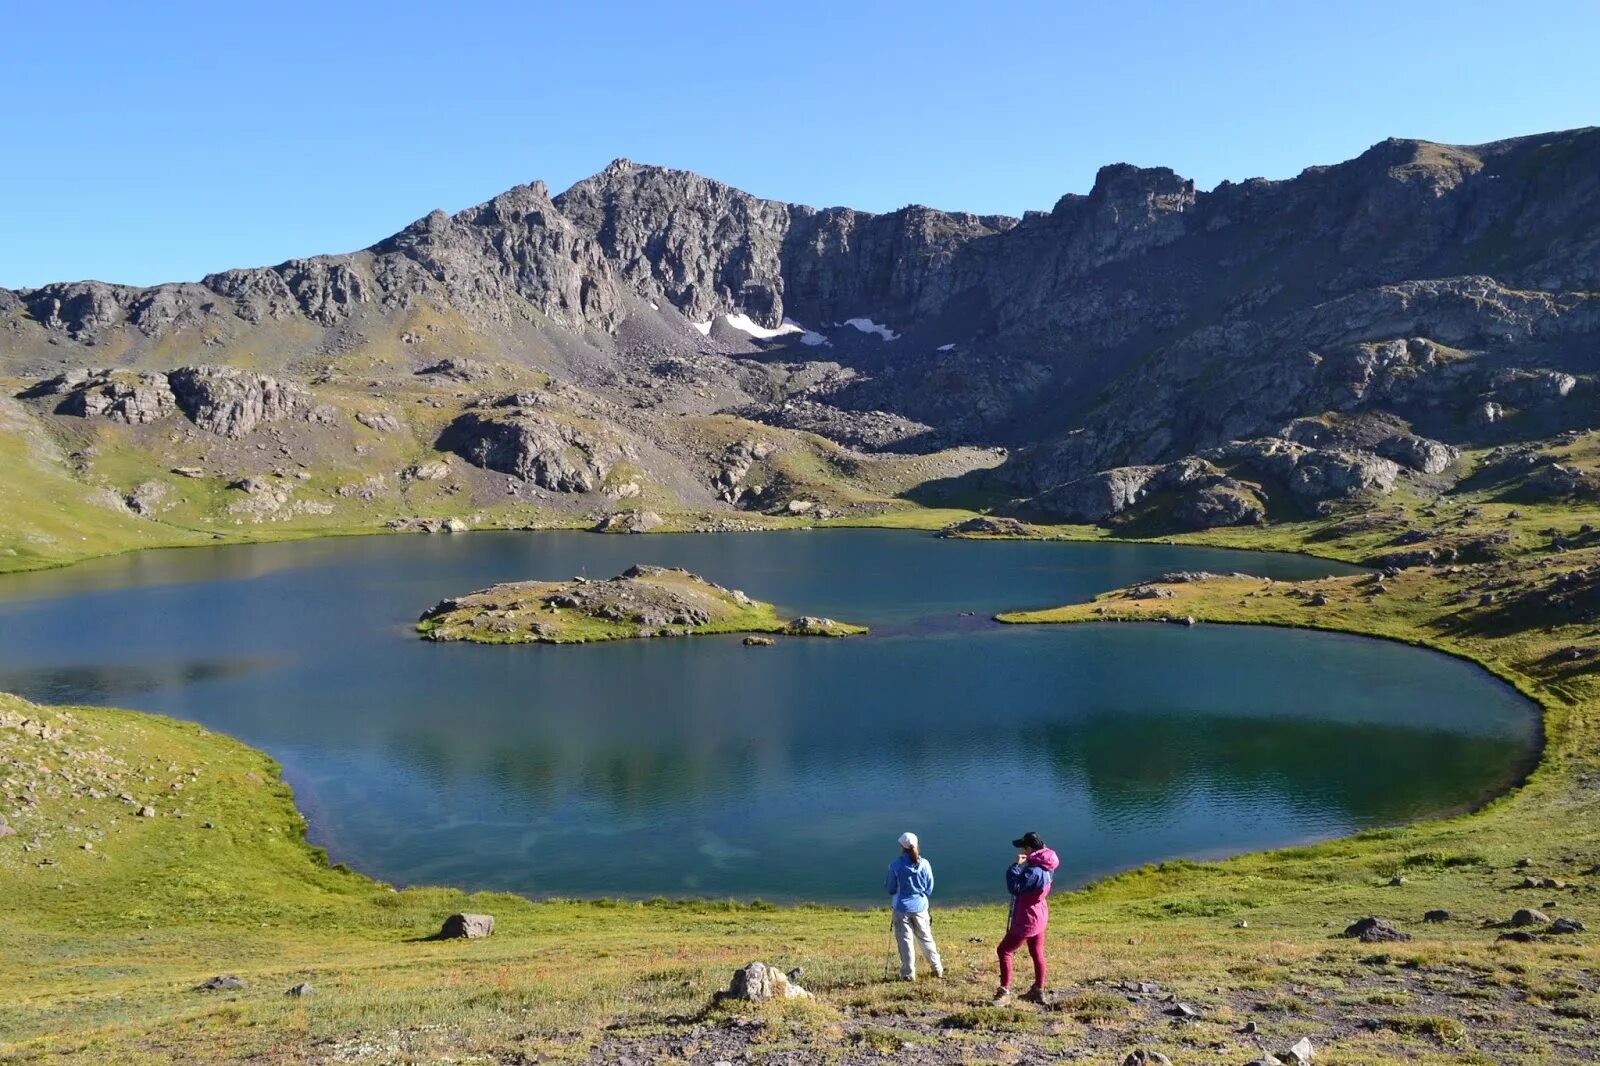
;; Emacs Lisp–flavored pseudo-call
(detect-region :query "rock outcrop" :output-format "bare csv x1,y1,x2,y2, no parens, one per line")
167,366,311,438
439,410,631,492
53,371,176,425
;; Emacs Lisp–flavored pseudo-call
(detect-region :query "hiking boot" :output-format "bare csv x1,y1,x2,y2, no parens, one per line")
992,986,1012,1005
1021,986,1047,1004
900,973,915,982
931,966,945,979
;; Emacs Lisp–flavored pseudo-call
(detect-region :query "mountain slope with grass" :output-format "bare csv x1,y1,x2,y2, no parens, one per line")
4,129,1600,574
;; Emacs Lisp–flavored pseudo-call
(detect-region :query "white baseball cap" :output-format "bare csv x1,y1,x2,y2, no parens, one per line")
898,831,918,849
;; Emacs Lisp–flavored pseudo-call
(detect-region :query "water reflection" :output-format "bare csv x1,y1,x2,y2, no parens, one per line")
0,530,1535,901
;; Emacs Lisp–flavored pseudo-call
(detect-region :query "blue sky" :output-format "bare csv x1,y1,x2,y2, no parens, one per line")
4,0,1597,288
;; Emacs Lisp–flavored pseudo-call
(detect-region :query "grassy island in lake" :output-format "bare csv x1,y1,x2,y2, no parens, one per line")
415,564,867,644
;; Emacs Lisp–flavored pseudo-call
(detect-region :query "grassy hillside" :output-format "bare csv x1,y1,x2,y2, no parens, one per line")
5,500,1600,1062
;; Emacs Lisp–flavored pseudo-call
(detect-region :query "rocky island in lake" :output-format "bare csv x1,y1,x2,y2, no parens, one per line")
417,564,867,644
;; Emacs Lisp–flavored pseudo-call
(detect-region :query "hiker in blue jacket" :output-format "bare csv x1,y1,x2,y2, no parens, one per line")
884,831,944,980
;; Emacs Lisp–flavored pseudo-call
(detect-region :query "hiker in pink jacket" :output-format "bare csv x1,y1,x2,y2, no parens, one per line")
994,831,1060,1004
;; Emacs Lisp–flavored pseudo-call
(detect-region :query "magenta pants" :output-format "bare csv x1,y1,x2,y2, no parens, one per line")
996,929,1047,990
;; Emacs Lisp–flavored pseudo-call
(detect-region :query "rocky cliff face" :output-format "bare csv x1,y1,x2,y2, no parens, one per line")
5,126,1600,530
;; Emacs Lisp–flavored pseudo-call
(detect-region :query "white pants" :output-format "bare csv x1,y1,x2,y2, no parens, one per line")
891,909,943,979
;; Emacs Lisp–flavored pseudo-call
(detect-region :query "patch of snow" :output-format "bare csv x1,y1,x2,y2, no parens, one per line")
936,343,957,352
650,301,660,311
691,319,713,336
724,312,804,340
844,317,900,342
800,331,830,347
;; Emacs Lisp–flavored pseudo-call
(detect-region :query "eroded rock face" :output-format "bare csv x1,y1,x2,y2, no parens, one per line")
1171,483,1267,529
1028,465,1162,523
168,366,311,438
1376,433,1459,474
440,410,631,492
53,371,177,424
1286,449,1401,502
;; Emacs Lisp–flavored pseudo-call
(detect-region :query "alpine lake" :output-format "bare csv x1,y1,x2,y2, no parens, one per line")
0,529,1538,903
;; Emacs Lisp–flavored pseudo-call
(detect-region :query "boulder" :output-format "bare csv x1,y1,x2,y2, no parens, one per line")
1509,908,1549,927
722,961,811,1001
1122,1052,1172,1066
356,411,403,433
1525,463,1600,499
438,913,495,939
1282,1037,1315,1065
1343,916,1411,942
402,460,452,482
195,975,244,991
594,510,663,534
1549,917,1585,934
415,358,491,382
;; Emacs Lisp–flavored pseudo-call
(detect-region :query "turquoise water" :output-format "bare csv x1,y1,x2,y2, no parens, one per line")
0,531,1537,902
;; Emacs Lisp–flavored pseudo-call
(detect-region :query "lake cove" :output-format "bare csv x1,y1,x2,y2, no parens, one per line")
0,530,1536,901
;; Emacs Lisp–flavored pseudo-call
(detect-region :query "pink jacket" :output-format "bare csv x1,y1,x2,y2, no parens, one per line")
1005,847,1060,936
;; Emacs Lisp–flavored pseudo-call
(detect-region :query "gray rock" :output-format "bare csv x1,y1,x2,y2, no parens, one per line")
937,516,1039,538
1376,433,1459,474
722,961,811,1001
402,460,452,482
1548,917,1585,934
1509,908,1550,927
594,510,663,534
285,982,313,996
1171,483,1267,529
356,411,403,433
1122,1052,1172,1066
168,366,310,438
438,913,495,939
52,370,177,424
440,410,631,492
1282,1037,1314,1065
1029,465,1161,522
195,975,244,991
1344,916,1411,942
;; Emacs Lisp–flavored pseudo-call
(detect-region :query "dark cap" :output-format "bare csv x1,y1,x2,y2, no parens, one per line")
1012,831,1045,851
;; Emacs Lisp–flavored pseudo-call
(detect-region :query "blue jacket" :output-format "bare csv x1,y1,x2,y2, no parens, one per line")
885,854,935,913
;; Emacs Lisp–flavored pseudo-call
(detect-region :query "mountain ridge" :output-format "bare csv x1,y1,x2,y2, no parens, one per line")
5,125,1600,538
